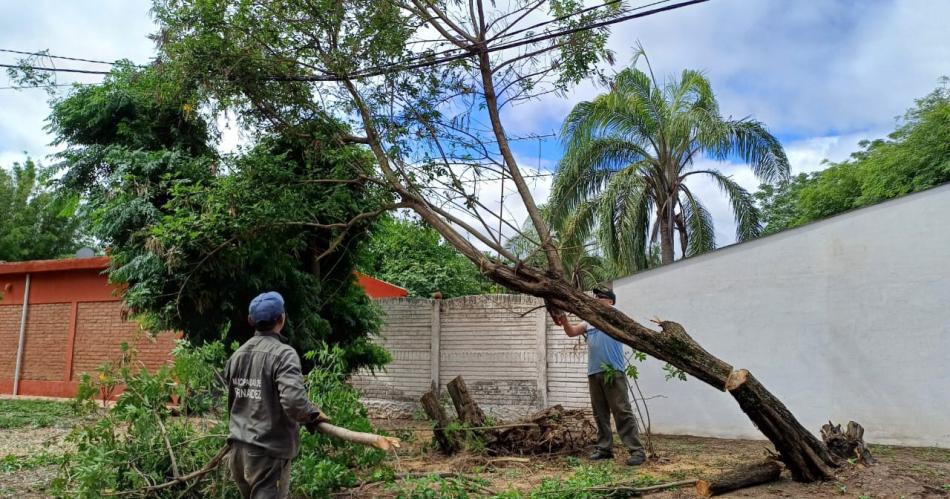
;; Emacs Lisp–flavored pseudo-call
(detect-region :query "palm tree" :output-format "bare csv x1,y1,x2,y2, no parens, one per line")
549,51,789,273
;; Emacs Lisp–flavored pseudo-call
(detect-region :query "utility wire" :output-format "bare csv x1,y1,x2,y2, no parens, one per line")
0,48,123,66
5,0,709,82
0,62,110,75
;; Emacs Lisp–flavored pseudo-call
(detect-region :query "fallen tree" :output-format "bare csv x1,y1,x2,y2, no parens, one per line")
151,0,865,482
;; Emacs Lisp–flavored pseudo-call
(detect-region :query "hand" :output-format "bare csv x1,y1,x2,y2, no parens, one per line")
304,411,331,434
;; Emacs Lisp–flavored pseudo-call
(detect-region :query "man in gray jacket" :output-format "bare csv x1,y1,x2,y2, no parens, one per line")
225,291,328,499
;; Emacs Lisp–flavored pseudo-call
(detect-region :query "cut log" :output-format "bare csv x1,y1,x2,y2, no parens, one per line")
724,368,837,482
447,376,486,426
420,389,460,455
695,459,784,497
821,420,875,465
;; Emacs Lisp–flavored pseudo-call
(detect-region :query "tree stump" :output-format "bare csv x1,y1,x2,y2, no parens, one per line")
695,459,784,497
447,376,486,426
821,421,874,465
420,389,460,455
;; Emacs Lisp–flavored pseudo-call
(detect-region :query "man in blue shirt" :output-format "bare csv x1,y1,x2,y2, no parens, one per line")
554,288,646,465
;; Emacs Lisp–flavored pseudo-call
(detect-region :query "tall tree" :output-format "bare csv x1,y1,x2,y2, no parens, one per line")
0,158,84,262
550,52,790,271
756,78,950,234
46,64,390,373
140,0,842,480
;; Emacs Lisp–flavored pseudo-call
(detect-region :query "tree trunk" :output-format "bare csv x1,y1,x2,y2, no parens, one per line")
420,389,460,455
695,459,783,497
659,206,675,264
464,263,839,481
447,376,486,426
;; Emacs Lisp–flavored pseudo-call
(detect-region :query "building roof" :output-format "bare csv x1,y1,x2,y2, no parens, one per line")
355,272,409,298
0,256,110,275
0,256,408,299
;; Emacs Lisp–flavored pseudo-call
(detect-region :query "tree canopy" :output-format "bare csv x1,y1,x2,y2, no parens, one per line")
47,64,390,373
0,158,84,262
756,79,950,234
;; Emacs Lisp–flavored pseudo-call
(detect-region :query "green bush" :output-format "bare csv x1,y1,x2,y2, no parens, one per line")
53,340,389,498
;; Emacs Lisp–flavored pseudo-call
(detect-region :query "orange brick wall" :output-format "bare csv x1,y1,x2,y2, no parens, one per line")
21,303,71,381
71,301,177,379
0,305,21,378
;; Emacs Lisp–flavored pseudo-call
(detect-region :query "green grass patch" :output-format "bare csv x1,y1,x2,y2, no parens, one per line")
0,399,76,429
0,452,63,473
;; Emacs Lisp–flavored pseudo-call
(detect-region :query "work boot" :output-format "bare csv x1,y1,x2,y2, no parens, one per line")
589,450,614,461
625,452,646,466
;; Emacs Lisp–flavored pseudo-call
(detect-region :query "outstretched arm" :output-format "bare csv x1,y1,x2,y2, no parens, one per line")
553,313,588,337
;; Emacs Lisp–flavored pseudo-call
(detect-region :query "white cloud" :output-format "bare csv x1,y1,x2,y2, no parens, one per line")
503,0,949,137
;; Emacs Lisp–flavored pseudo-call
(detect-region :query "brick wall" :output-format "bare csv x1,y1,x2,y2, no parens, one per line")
21,303,71,381
0,269,177,397
72,301,177,379
0,305,20,378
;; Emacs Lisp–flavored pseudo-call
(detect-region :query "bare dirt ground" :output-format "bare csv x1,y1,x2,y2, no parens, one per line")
0,413,947,497
355,419,950,498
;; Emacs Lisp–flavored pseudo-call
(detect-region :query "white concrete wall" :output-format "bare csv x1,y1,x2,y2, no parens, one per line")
613,184,950,447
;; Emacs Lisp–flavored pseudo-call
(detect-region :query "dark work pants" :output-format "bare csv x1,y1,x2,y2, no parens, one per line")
588,372,645,456
230,442,292,499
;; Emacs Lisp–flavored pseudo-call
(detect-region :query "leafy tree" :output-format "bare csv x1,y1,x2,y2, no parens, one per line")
550,50,790,272
0,158,84,261
141,0,842,480
358,215,493,297
46,64,390,373
756,79,950,234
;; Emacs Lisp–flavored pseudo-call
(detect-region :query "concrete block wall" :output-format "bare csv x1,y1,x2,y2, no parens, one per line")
354,294,585,420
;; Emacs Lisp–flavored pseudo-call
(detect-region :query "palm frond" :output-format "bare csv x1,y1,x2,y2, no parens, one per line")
549,137,651,225
677,187,716,256
707,119,791,183
686,169,762,241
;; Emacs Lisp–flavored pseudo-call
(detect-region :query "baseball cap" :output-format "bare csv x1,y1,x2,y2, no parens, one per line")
592,287,616,304
249,291,285,324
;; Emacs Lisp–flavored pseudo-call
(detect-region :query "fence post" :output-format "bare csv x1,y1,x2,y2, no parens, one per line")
535,305,548,408
430,298,441,393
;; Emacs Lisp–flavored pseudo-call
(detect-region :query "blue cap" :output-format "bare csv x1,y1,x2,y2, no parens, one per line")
249,291,285,323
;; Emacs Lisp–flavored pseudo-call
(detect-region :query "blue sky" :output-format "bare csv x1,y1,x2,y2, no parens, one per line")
1,0,948,247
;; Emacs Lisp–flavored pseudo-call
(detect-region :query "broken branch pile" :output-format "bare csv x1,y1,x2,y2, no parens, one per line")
421,376,595,455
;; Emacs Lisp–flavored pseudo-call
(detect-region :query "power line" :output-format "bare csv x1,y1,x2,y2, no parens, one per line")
491,0,670,44
0,48,122,66
0,83,84,90
279,0,710,82
5,0,709,83
0,62,110,75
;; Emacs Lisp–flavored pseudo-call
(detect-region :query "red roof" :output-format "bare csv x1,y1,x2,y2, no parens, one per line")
355,272,409,299
0,256,110,275
0,257,407,299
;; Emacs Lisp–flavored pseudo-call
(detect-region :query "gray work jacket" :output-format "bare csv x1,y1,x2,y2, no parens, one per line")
225,331,320,459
